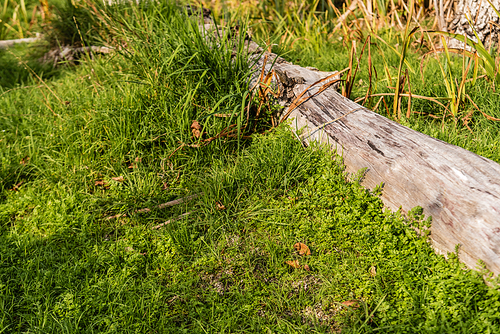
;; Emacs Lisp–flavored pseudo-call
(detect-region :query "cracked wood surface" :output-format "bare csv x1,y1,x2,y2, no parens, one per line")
250,50,500,275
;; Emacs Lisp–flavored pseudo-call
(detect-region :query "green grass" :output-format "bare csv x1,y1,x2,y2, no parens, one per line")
1,2,500,333
0,0,49,40
255,22,500,163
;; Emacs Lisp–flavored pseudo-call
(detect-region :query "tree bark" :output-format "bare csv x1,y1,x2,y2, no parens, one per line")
249,49,500,275
448,0,500,48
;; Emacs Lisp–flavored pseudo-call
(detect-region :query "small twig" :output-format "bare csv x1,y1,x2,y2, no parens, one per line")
106,193,201,220
152,212,192,230
150,133,168,141
137,194,200,214
168,143,186,159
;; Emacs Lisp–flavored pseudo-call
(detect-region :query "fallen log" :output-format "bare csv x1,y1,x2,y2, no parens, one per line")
194,8,500,274
0,36,41,49
249,50,500,275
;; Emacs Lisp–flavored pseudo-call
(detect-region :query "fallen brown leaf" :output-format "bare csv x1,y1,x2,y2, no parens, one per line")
111,176,124,182
294,242,311,256
216,202,226,211
20,156,30,165
191,120,202,138
162,182,169,191
341,300,359,308
303,264,311,271
286,260,300,269
370,266,377,277
95,180,109,189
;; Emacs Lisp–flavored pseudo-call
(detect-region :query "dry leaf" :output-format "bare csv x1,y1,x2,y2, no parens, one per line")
192,128,201,138
128,163,135,169
216,202,226,211
20,156,30,165
191,120,202,138
95,180,109,189
286,260,300,269
370,266,377,277
294,242,311,256
162,182,169,191
111,176,124,182
134,157,142,162
341,300,359,308
303,264,311,271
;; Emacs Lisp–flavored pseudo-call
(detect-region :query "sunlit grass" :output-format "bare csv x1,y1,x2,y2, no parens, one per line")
1,1,500,333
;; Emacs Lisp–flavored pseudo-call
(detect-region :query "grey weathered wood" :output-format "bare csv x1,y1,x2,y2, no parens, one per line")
0,37,40,49
249,50,500,275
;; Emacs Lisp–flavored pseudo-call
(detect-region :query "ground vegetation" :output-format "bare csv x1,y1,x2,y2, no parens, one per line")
1,1,500,333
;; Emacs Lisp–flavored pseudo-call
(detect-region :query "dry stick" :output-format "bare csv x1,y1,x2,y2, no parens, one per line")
152,212,192,230
167,143,186,160
106,194,201,220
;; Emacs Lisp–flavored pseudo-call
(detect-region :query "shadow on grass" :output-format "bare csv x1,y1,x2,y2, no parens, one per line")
0,43,63,89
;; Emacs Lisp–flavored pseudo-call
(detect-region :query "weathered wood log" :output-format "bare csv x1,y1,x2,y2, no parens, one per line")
249,50,500,275
0,37,41,49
